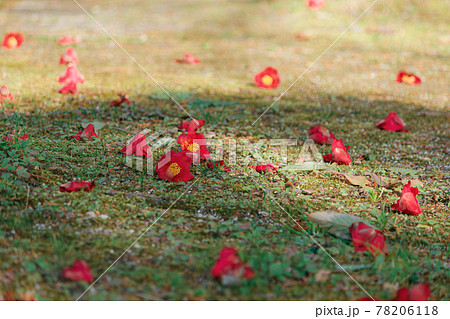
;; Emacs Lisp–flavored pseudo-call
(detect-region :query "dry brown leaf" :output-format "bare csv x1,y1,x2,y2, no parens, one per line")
330,170,370,186
315,269,331,283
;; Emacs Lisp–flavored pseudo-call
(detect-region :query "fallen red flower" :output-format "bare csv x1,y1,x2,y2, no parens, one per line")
254,67,280,89
349,222,388,256
393,284,431,301
2,32,25,49
323,138,352,165
1,291,36,301
62,260,94,283
59,181,95,192
110,93,131,106
58,35,80,46
59,47,79,65
396,71,421,85
155,150,194,182
177,132,210,160
309,125,335,144
72,124,98,141
0,85,14,105
207,160,231,172
375,112,409,132
391,180,422,216
3,134,28,142
251,164,279,174
359,283,431,301
179,119,205,132
119,132,151,158
58,64,85,85
175,53,199,64
295,33,310,41
307,0,326,10
58,82,78,94
211,247,255,284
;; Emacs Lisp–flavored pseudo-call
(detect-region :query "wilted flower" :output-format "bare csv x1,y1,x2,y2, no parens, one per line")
59,181,95,192
349,222,388,256
62,260,94,283
391,180,422,216
309,125,335,144
0,85,14,105
59,47,79,65
211,247,255,285
175,53,199,64
375,112,408,132
72,124,98,141
119,132,151,158
323,138,352,165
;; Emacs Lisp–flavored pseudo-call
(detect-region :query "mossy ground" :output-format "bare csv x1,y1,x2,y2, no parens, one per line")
0,0,449,300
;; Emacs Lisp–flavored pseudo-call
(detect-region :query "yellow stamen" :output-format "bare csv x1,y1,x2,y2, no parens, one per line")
187,142,200,153
167,163,181,177
261,75,274,86
7,37,18,48
402,75,416,85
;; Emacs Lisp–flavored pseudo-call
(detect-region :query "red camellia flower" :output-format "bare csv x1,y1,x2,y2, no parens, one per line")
175,53,199,64
58,35,80,46
375,112,408,132
254,67,280,89
72,124,98,141
323,138,352,165
179,119,205,132
59,47,79,65
58,82,78,94
62,260,94,283
309,125,335,144
59,181,95,192
110,93,131,106
307,0,326,10
3,134,28,143
155,150,194,182
251,164,279,174
58,64,85,85
177,132,210,161
349,222,388,256
359,283,431,301
396,71,421,85
58,64,85,94
392,284,431,301
295,33,310,41
207,160,231,172
119,132,151,158
2,32,25,49
211,247,255,284
0,85,14,105
391,180,422,216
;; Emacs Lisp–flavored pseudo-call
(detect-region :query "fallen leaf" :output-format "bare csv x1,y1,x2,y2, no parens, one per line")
371,173,388,187
315,269,331,283
330,170,370,186
308,211,378,240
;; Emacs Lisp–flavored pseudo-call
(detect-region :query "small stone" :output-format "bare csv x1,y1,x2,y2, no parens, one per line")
86,211,96,218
